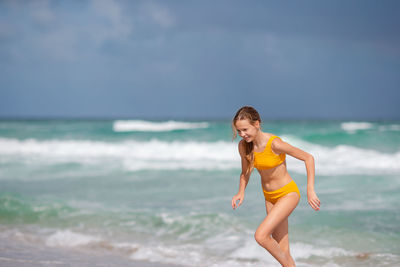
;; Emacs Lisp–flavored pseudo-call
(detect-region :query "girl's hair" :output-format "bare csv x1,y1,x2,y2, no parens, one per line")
232,106,261,175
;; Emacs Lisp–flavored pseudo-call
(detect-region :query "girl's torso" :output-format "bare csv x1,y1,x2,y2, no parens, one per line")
253,133,293,191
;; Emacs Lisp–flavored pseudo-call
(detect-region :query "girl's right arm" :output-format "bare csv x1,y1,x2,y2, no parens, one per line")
232,140,251,209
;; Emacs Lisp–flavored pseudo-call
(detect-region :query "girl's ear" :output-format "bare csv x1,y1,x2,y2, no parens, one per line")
254,120,260,129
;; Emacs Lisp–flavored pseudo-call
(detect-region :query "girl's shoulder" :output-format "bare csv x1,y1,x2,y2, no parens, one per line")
263,132,278,142
265,133,285,149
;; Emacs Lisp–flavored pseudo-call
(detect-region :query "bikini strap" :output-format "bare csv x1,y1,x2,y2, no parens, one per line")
267,136,280,147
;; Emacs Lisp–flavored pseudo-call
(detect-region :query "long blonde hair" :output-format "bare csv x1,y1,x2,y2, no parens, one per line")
232,106,261,175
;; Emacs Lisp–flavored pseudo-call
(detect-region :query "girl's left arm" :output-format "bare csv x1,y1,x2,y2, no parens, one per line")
272,138,321,211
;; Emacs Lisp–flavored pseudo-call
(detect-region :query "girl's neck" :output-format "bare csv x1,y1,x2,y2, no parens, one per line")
252,131,266,147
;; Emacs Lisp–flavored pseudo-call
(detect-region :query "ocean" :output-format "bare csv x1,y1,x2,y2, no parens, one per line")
0,118,399,266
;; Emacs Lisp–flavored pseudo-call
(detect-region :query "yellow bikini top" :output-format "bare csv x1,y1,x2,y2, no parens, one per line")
253,135,286,170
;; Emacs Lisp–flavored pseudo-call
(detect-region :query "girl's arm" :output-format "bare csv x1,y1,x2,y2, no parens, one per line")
272,138,321,211
232,140,251,209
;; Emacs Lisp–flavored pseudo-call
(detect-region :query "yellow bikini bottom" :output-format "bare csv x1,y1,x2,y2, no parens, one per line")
263,180,300,204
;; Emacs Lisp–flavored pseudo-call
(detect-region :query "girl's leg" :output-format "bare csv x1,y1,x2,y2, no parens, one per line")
255,192,299,266
272,218,295,265
266,202,294,264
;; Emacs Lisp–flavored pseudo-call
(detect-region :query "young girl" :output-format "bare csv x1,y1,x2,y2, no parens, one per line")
231,106,320,267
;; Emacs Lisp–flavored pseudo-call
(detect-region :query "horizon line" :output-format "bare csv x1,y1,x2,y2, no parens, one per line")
0,115,399,122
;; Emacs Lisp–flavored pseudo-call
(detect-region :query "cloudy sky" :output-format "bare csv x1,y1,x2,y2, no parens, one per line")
0,0,399,120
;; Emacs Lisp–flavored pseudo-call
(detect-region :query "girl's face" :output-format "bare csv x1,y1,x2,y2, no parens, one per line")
235,119,260,142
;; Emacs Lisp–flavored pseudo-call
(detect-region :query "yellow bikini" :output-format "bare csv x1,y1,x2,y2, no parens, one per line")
262,180,300,204
253,136,286,170
253,135,300,203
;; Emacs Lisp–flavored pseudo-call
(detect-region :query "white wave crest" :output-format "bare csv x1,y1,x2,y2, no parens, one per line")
291,242,354,259
113,120,209,132
282,135,400,175
45,230,101,247
341,122,373,133
1,137,399,175
0,137,239,171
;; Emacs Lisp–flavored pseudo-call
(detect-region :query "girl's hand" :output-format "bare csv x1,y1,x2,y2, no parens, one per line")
307,190,321,211
232,193,244,209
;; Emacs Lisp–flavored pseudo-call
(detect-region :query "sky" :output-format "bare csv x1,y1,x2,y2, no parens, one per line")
0,0,399,120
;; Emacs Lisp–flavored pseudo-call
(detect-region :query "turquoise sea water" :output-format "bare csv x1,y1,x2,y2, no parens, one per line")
0,119,399,266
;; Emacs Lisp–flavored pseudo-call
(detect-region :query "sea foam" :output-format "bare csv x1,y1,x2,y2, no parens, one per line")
341,122,373,133
1,137,399,175
45,230,100,247
129,239,357,267
291,242,354,259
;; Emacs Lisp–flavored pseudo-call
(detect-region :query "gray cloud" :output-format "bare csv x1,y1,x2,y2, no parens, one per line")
0,0,399,119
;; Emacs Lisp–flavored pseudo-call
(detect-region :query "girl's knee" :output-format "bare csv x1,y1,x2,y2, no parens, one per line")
254,231,272,246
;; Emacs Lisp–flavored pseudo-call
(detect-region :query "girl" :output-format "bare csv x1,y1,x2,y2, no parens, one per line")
231,106,320,267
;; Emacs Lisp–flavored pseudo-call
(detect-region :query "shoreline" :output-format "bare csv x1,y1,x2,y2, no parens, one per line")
0,237,182,267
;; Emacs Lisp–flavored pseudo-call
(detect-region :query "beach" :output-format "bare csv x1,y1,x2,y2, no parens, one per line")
0,119,399,266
